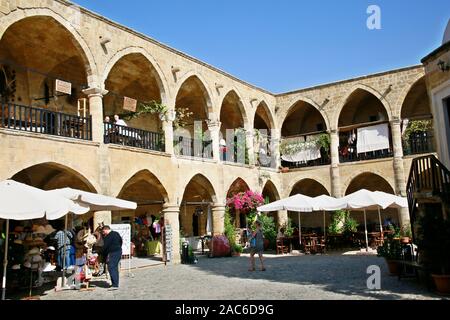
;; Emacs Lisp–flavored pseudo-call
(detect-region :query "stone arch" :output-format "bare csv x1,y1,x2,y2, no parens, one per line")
395,72,426,118
334,84,392,129
102,46,168,105
219,89,248,129
399,76,432,120
226,177,250,198
254,100,275,131
180,173,218,203
0,8,98,87
262,180,281,201
343,171,395,195
173,72,214,116
289,178,330,197
117,169,169,203
10,162,97,192
280,97,330,134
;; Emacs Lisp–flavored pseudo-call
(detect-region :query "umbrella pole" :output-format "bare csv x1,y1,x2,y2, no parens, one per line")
298,212,302,245
1,219,9,300
323,211,326,242
377,207,383,237
364,209,369,252
62,214,68,288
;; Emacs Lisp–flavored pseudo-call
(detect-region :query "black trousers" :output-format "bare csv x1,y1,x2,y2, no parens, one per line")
107,251,122,287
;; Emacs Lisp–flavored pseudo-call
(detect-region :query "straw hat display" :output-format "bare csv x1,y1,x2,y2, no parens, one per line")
33,225,46,235
44,224,56,235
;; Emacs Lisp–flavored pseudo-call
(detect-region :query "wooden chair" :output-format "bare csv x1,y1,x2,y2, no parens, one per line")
276,238,289,254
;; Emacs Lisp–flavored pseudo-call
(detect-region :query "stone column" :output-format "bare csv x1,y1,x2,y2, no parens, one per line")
162,119,174,155
272,129,282,170
390,118,410,227
162,204,181,264
330,130,342,197
207,121,221,161
277,210,288,228
211,204,226,235
82,87,108,144
83,87,111,227
245,129,255,166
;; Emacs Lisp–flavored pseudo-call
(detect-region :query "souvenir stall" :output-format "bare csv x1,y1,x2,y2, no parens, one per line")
132,214,163,257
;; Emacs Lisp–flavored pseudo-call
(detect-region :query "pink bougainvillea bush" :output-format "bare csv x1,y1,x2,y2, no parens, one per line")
226,190,264,213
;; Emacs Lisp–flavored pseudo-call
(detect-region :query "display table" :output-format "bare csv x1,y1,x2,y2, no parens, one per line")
146,241,161,255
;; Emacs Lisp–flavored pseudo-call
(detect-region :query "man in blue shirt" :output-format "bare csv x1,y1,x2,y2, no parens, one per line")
102,226,123,290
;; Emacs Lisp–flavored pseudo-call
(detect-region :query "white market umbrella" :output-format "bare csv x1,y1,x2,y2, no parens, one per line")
257,193,317,246
206,205,212,235
340,189,394,252
0,180,88,300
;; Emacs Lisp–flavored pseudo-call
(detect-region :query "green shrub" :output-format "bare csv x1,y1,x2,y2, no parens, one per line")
258,214,277,248
224,208,236,247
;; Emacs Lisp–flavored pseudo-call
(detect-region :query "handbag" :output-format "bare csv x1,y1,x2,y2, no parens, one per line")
250,237,256,248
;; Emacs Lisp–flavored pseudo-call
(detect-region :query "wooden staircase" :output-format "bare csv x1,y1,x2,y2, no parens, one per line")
406,155,450,240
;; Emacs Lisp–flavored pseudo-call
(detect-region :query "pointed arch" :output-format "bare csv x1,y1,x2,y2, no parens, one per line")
0,9,98,87
102,46,168,104
181,173,217,203
174,72,214,116
262,180,281,201
399,76,432,120
334,84,392,129
226,177,250,198
117,169,169,203
220,89,248,129
254,100,275,130
344,171,395,195
289,178,330,197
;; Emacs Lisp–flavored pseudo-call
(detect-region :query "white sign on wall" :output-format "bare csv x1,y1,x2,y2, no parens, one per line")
55,79,72,95
110,224,131,256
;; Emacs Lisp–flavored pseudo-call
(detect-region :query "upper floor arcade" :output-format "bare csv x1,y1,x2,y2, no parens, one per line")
0,1,437,173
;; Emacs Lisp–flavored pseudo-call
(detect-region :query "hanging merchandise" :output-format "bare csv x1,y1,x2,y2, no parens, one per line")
356,123,390,153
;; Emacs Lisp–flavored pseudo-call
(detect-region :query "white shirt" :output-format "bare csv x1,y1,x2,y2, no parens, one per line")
115,119,127,127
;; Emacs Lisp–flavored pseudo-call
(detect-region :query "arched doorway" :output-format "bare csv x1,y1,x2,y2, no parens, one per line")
401,77,434,155
0,16,92,139
174,76,213,158
254,102,275,167
281,100,329,168
338,89,392,162
103,53,165,151
345,172,398,232
288,179,330,231
180,174,216,254
226,178,250,228
261,180,280,226
220,91,247,164
117,170,168,259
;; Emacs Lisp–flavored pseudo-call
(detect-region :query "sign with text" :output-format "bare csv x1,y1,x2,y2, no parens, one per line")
164,224,172,262
123,96,137,112
110,224,131,256
55,79,72,95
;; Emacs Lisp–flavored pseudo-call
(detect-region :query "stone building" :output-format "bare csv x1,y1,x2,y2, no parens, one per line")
0,0,439,263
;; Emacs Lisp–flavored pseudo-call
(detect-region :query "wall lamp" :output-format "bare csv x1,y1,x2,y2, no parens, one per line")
437,60,450,72
99,36,111,46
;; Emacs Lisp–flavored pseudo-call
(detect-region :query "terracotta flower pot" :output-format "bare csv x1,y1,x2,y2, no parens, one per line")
385,259,399,275
431,274,450,294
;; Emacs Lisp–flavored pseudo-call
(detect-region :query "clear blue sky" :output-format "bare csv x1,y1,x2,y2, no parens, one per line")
74,0,449,93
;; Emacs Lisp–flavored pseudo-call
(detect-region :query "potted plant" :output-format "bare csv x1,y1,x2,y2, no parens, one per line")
232,243,243,256
377,233,402,275
416,210,450,294
257,214,277,250
400,225,412,244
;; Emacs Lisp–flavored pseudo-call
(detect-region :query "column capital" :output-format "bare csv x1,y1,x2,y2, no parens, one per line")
82,87,108,97
206,119,221,129
329,129,339,135
212,204,226,210
162,203,180,212
390,117,402,126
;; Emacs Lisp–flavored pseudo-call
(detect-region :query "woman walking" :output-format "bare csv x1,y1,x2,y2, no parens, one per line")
249,220,266,271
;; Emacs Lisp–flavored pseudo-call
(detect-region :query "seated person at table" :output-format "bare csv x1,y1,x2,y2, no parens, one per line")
114,114,127,127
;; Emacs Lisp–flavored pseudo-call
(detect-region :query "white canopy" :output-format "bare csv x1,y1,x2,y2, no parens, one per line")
312,194,347,211
47,187,137,212
373,191,408,209
339,189,393,210
0,180,88,220
257,193,316,212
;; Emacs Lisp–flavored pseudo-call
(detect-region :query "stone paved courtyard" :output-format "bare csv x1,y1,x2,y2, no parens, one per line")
35,253,448,300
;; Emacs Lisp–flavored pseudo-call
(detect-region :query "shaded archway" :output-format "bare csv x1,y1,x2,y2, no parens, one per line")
254,102,275,167
280,100,330,168
0,16,91,118
345,172,398,232
180,174,217,239
103,53,163,133
261,180,281,226
226,178,250,228
174,76,213,158
116,170,168,256
288,179,329,231
338,89,392,162
400,77,434,155
10,162,97,229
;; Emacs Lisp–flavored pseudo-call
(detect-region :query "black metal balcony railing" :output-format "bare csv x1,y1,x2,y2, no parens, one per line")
174,136,213,159
104,123,165,152
403,131,435,156
221,143,249,165
1,102,92,140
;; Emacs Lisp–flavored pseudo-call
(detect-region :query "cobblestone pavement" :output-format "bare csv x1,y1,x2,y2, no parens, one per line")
39,253,447,300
